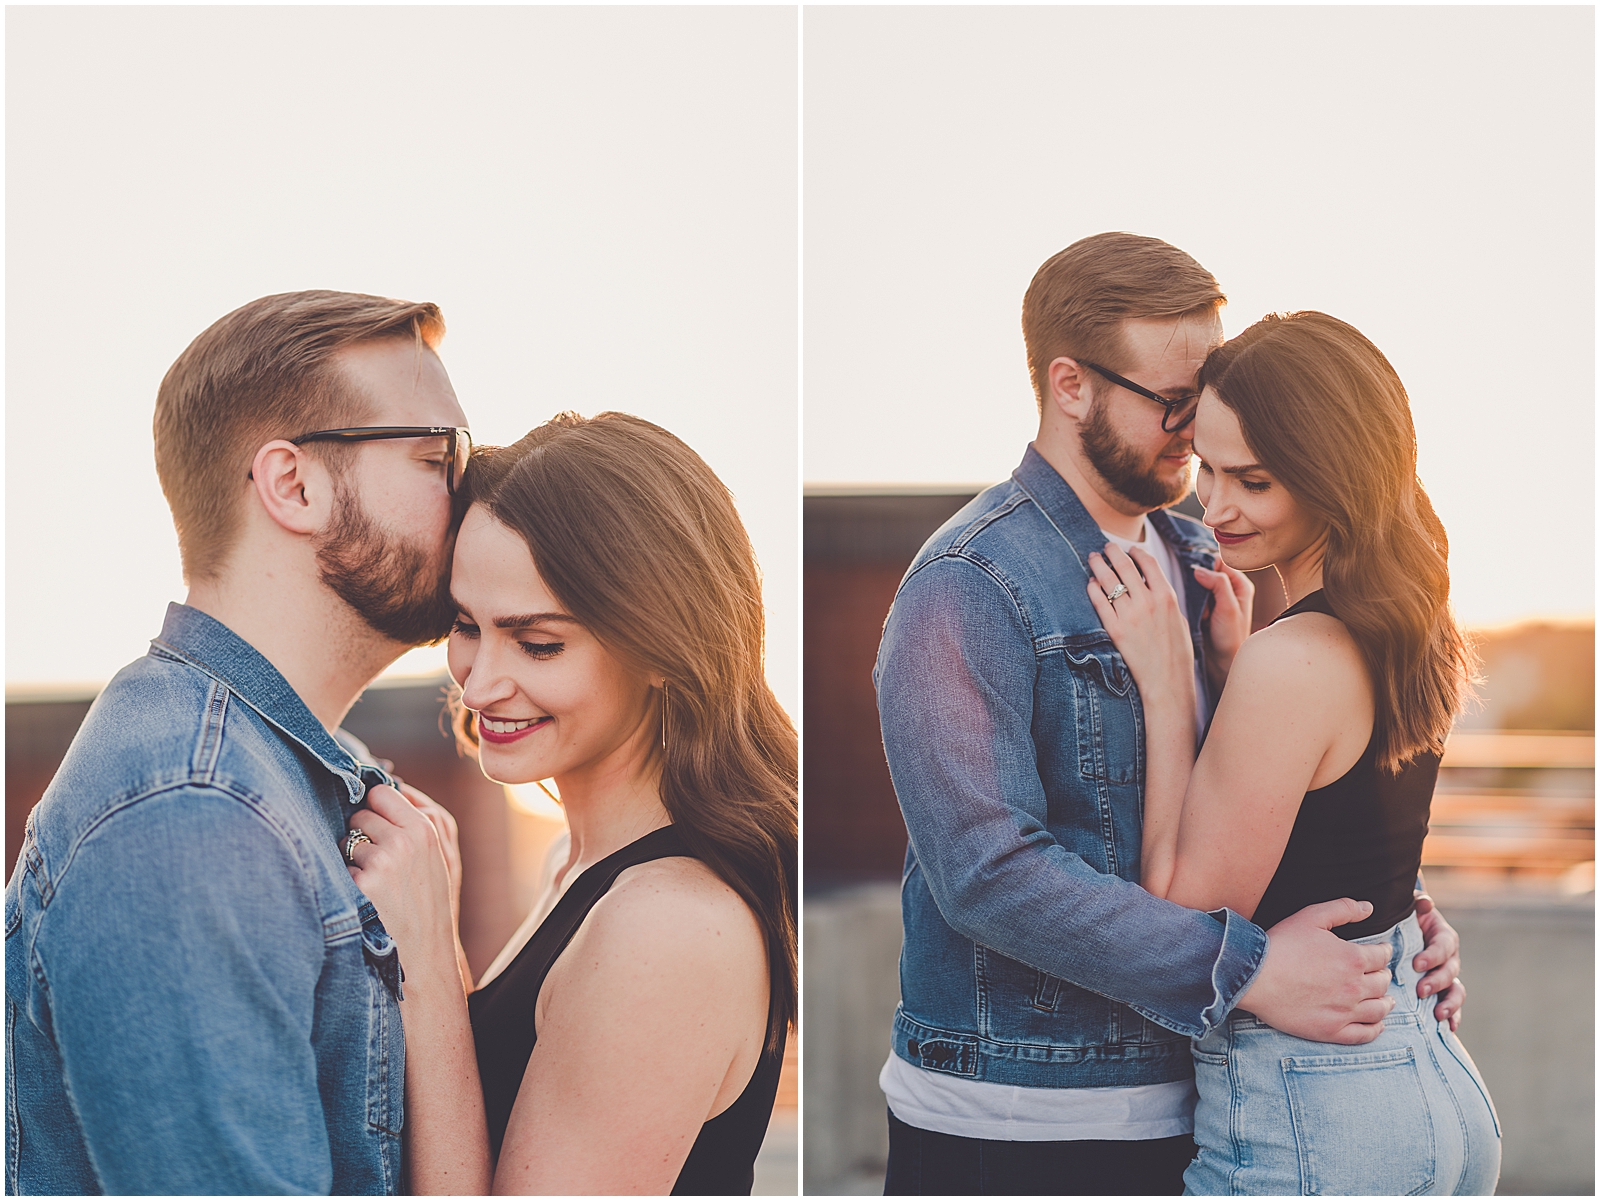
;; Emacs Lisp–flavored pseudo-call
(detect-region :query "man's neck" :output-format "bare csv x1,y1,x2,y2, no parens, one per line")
185,557,403,733
1031,429,1149,541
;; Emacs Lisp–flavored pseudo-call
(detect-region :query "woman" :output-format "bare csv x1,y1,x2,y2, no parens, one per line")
345,411,797,1194
1084,312,1499,1195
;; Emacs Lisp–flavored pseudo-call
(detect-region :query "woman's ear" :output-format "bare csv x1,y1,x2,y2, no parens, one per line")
249,440,336,535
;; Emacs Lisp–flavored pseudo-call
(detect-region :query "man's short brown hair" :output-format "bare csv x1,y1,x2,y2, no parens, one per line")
1021,232,1225,411
154,290,445,583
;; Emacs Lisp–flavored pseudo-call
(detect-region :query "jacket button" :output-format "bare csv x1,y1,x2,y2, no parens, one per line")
907,1040,919,1056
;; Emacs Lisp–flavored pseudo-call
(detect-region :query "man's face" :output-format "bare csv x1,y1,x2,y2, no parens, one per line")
313,339,470,646
1078,311,1222,511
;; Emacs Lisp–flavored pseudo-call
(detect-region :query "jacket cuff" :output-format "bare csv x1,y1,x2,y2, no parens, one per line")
1200,907,1268,1036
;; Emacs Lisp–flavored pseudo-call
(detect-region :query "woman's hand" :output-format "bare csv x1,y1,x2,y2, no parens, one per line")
1195,555,1255,687
1086,543,1196,705
347,784,462,984
351,786,492,1193
397,783,464,940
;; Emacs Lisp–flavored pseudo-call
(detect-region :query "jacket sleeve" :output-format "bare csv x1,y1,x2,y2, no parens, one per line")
38,785,334,1194
875,554,1266,1037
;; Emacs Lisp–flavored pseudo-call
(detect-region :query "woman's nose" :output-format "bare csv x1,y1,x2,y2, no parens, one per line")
459,644,518,711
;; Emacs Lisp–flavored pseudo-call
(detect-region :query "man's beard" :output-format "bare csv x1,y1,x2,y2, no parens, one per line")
315,484,456,647
1080,399,1194,510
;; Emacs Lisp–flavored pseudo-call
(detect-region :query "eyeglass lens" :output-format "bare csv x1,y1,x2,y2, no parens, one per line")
1163,397,1199,432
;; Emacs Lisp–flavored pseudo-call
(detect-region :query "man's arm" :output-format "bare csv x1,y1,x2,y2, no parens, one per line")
877,556,1264,1038
38,787,333,1194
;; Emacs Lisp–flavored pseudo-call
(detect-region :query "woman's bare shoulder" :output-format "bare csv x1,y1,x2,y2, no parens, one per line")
569,852,766,976
1231,608,1368,699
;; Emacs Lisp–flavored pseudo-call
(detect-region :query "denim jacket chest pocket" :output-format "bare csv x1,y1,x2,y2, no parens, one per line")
356,902,406,1165
320,887,406,1191
1031,636,1144,879
1049,637,1140,786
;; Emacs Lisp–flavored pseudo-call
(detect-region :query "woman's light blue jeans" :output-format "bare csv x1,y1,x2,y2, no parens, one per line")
1185,912,1501,1195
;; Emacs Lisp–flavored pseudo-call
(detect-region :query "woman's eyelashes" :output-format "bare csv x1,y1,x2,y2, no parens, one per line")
1196,461,1271,493
451,619,562,659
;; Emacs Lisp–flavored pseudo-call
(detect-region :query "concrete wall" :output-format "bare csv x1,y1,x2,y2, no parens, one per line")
802,884,1595,1196
1444,895,1595,1195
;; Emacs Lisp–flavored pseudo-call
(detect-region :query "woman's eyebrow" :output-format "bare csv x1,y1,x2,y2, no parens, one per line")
1221,463,1268,475
494,612,579,629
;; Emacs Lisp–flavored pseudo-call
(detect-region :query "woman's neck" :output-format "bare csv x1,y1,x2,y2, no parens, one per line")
1276,537,1327,607
553,756,672,884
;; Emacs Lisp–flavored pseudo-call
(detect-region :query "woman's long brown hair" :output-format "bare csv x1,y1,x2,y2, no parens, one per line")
451,412,797,1049
1199,312,1476,773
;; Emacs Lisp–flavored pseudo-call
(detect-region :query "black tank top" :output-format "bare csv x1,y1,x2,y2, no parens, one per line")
466,824,784,1195
1248,590,1437,940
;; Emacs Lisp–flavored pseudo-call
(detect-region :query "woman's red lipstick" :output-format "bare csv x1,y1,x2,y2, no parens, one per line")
1212,530,1257,546
477,715,553,745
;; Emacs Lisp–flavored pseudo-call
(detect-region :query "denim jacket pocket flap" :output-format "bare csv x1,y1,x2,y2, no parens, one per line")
359,919,405,1002
1059,640,1134,697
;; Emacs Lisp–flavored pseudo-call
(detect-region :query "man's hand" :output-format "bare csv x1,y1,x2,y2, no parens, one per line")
1414,891,1464,1031
1235,898,1394,1044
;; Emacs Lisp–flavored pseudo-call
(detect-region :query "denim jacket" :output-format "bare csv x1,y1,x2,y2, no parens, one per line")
6,604,405,1195
875,446,1269,1089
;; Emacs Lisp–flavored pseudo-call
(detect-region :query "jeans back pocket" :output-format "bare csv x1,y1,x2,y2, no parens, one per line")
1281,1045,1435,1195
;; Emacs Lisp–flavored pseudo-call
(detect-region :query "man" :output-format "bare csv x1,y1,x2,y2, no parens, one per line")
6,291,469,1193
874,234,1465,1195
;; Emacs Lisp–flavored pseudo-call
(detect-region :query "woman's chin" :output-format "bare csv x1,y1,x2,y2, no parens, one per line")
1216,545,1268,574
475,747,544,788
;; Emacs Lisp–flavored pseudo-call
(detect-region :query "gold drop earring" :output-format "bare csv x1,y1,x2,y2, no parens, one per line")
660,680,670,751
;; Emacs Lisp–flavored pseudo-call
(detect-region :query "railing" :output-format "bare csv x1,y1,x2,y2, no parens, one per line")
1424,731,1595,876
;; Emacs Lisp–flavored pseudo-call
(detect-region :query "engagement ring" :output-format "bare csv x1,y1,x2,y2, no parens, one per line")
343,828,372,863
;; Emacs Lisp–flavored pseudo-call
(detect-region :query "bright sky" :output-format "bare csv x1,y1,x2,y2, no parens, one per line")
6,7,799,711
803,6,1594,628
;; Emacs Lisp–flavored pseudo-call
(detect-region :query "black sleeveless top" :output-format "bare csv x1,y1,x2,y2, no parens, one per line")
1248,590,1438,940
466,825,785,1195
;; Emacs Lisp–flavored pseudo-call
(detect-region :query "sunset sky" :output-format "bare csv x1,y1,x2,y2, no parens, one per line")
6,7,799,705
804,6,1593,629
6,6,1592,704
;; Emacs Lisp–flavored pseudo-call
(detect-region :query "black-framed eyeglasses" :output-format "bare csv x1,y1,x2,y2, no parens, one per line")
291,426,473,495
1081,362,1200,433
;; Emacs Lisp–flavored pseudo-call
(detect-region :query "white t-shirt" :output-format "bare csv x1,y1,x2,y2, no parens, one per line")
881,515,1207,1142
880,1051,1195,1141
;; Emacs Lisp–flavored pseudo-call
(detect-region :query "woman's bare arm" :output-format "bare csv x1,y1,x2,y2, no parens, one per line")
1090,545,1373,915
346,785,492,1194
492,857,769,1196
1086,544,1198,898
1163,613,1373,916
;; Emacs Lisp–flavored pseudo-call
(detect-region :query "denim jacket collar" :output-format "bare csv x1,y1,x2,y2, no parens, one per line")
149,602,386,810
1012,445,1216,694
1010,444,1111,583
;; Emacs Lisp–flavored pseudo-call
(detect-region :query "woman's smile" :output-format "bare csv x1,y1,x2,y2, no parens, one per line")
1211,529,1258,547
476,714,553,744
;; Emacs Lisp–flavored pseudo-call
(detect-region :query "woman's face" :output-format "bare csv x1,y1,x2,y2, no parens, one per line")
1192,390,1326,574
447,505,658,788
